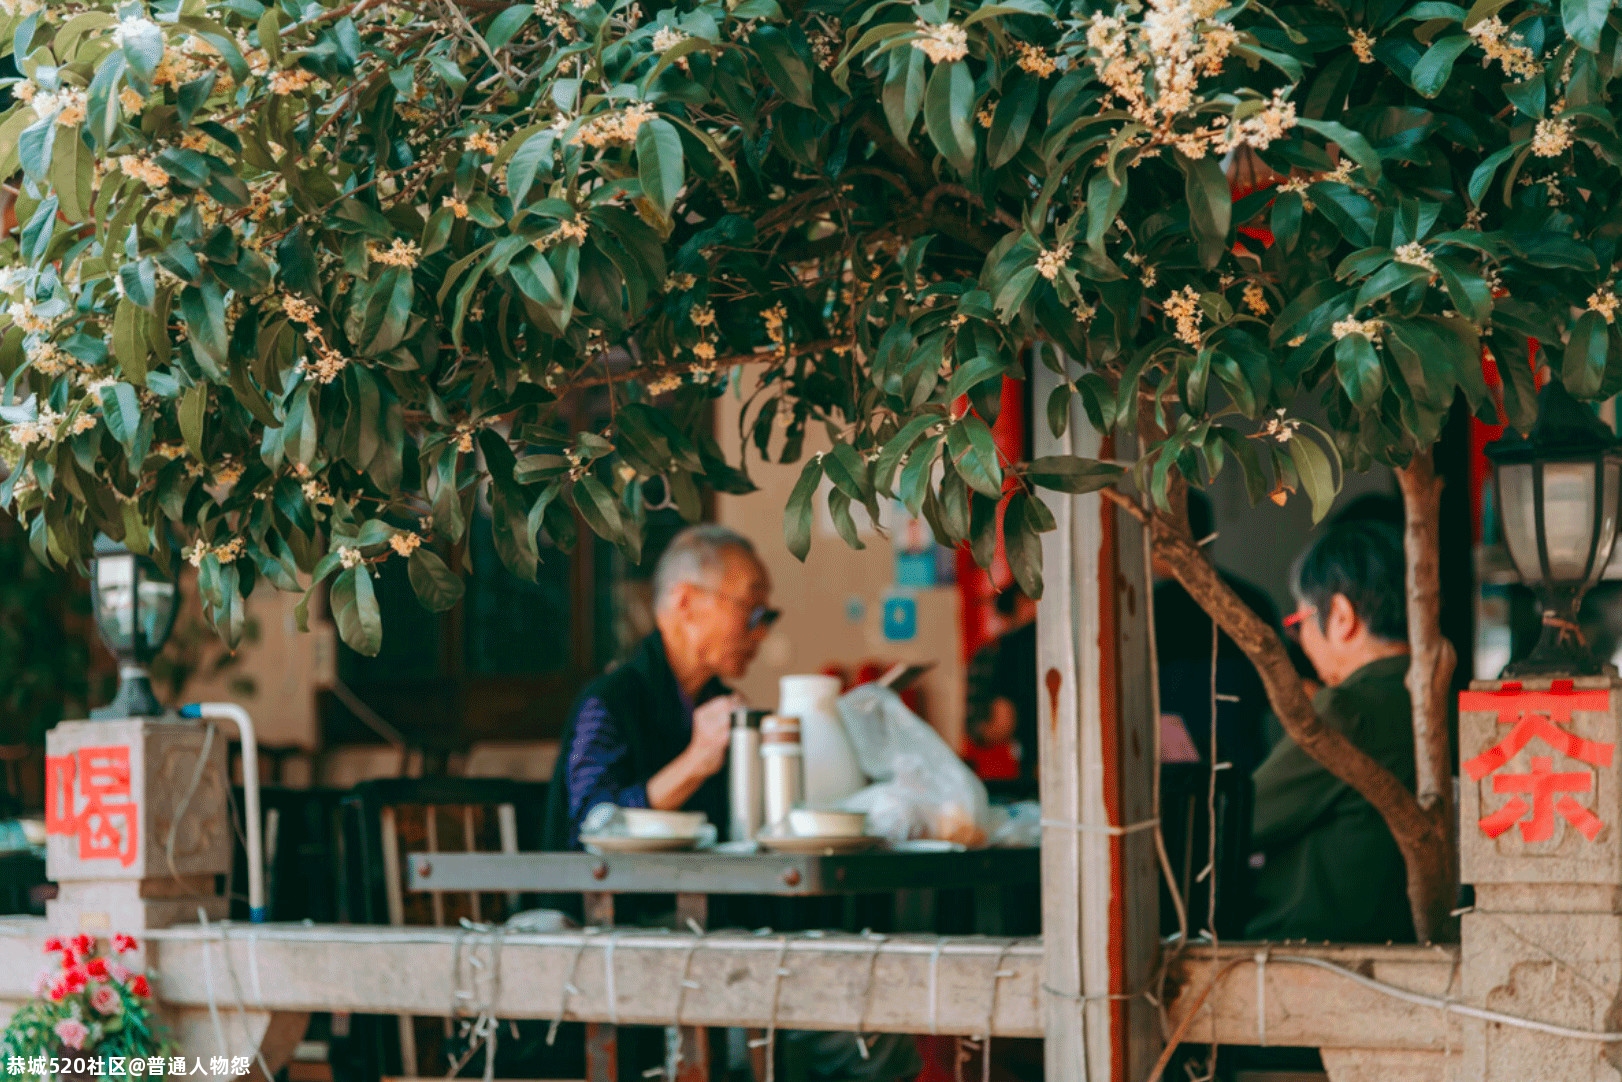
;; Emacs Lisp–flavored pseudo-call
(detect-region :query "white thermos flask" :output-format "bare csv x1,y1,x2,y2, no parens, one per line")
729,708,766,843
759,714,804,831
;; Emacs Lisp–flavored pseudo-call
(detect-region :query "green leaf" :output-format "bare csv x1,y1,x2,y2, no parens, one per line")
947,416,1004,497
924,60,977,175
1086,172,1128,253
1287,434,1339,524
1564,310,1609,397
408,546,465,612
784,456,823,561
505,131,556,208
180,383,207,460
635,117,684,215
1408,33,1471,96
98,382,141,455
1334,333,1384,409
1434,255,1493,324
1355,260,1431,309
484,5,532,48
1563,0,1609,51
988,73,1037,169
1468,142,1527,205
882,46,926,144
331,566,384,657
827,488,866,550
574,475,626,545
1003,492,1050,599
1178,152,1231,268
752,26,815,107
1296,118,1383,185
1022,455,1125,493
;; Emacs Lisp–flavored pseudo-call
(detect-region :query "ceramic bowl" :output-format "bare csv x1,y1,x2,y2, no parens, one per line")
786,808,868,838
622,809,708,838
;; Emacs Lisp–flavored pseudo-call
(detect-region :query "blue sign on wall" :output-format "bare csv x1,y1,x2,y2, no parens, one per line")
881,594,918,642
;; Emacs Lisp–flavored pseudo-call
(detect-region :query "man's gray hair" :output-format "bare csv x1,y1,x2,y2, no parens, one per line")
653,525,758,613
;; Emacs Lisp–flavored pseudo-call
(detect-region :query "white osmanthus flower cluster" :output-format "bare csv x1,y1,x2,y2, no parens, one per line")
1468,17,1540,79
1393,242,1436,274
1082,0,1295,159
30,86,89,127
1164,286,1203,346
1349,28,1375,63
1531,117,1574,158
1332,316,1382,340
912,21,969,64
184,537,247,567
338,546,365,570
571,102,656,149
389,532,423,557
1035,243,1072,281
651,25,687,51
1260,410,1302,443
1588,289,1621,324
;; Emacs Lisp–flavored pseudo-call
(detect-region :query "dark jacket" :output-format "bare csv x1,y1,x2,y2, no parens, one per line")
542,631,730,851
1245,654,1416,944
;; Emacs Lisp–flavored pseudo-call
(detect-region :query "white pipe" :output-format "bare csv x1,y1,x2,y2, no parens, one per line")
182,702,266,922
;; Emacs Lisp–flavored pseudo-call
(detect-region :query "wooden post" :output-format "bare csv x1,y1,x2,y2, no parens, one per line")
1033,363,1160,1081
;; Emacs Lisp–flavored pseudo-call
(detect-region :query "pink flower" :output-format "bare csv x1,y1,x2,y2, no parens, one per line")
85,958,108,980
129,975,150,998
62,965,88,993
68,934,93,958
30,968,53,996
90,984,122,1016
43,936,63,953
48,981,68,1002
112,933,138,953
108,961,132,984
54,1018,89,1050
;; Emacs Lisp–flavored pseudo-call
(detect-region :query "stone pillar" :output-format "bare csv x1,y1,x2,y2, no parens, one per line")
45,717,232,935
42,716,306,1081
1458,676,1622,1082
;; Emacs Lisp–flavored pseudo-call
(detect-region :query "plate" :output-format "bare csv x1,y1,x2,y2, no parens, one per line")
581,834,699,854
757,833,882,854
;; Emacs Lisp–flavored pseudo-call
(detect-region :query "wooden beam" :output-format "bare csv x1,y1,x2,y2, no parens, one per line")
1033,362,1160,1081
0,920,1458,1052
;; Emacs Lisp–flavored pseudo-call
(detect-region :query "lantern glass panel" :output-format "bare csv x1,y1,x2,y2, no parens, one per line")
137,578,178,653
93,553,137,655
1497,461,1542,584
1541,460,1604,582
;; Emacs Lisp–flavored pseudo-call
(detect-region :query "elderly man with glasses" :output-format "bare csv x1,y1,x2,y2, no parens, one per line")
543,524,780,850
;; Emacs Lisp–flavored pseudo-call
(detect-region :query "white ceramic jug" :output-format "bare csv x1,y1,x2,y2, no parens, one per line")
778,674,866,807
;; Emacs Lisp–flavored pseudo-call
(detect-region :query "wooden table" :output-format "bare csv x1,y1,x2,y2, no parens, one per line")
407,847,1040,1082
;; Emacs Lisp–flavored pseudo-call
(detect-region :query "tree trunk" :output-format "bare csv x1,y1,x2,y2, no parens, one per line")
1395,449,1460,941
1106,489,1456,943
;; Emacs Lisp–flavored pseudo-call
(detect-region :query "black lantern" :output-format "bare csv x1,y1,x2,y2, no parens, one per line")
89,536,181,718
1488,381,1622,676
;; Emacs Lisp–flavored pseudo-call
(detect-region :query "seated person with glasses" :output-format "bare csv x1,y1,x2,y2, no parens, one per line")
1247,518,1417,945
543,524,780,850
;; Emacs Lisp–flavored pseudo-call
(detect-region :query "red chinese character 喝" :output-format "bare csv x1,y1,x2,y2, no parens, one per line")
44,746,138,867
1461,682,1614,844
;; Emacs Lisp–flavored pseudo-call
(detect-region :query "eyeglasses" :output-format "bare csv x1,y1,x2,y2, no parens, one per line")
698,586,781,631
1282,605,1317,639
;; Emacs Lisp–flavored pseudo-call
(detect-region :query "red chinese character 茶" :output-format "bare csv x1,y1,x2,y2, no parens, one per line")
1477,756,1606,842
1461,683,1614,844
44,746,138,867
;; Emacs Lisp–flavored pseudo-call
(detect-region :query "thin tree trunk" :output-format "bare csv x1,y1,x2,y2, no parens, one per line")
1103,487,1455,942
1395,449,1460,940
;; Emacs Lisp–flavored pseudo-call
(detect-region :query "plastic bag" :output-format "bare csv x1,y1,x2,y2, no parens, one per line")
834,684,991,847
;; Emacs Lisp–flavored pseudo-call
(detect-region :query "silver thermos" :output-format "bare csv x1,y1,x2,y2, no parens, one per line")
760,714,803,831
729,708,767,842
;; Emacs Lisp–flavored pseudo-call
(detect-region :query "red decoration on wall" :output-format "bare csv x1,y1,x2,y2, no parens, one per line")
45,746,139,867
1461,683,1614,843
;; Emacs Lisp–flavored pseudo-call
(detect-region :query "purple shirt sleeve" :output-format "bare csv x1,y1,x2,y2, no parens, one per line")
565,696,649,846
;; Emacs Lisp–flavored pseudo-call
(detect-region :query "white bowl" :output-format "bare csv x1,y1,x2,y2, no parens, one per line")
622,809,708,839
787,808,867,838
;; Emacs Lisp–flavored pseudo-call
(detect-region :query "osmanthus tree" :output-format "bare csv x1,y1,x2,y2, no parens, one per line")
4,0,1620,938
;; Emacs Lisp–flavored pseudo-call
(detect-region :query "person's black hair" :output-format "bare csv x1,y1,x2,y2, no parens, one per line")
1330,492,1403,529
1186,488,1213,543
1292,519,1407,642
995,585,1027,617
